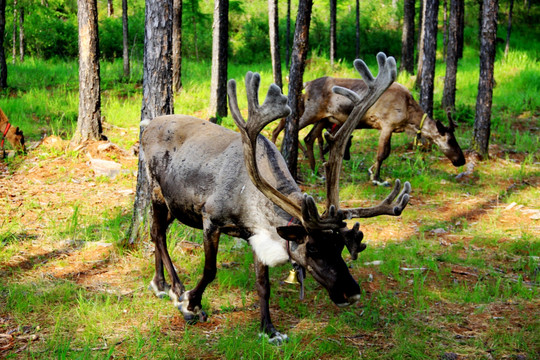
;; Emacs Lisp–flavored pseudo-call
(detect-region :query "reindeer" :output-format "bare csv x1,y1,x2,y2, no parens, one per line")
272,78,465,186
0,108,26,157
141,53,411,343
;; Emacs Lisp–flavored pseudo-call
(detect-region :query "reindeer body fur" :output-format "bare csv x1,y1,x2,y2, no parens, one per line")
0,108,26,154
272,77,465,184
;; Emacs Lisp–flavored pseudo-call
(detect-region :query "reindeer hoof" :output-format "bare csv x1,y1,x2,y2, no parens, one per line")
372,179,391,187
148,280,170,299
259,331,289,345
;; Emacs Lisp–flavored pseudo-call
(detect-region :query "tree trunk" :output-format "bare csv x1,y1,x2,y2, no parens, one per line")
457,0,464,59
172,0,183,92
330,0,336,66
472,0,499,158
504,0,513,57
419,0,439,118
286,0,291,68
281,0,312,180
355,0,360,58
74,0,102,143
416,0,426,87
209,0,229,119
442,0,459,112
12,0,15,64
268,0,282,90
18,5,23,62
122,0,129,78
107,0,113,16
400,0,415,74
129,0,174,244
191,1,199,61
442,0,448,58
0,0,6,88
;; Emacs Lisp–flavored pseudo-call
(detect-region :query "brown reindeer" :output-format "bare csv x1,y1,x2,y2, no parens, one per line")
141,54,411,343
0,108,26,157
272,78,465,185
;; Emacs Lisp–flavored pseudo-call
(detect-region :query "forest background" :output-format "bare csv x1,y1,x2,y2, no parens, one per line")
0,0,539,359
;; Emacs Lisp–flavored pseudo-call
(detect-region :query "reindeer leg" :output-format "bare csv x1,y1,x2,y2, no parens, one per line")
370,128,393,186
149,200,181,299
303,120,327,172
179,218,220,323
271,118,286,143
254,253,288,344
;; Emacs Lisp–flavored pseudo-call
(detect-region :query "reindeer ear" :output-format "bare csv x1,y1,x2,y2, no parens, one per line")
435,120,447,134
15,127,22,135
276,225,307,243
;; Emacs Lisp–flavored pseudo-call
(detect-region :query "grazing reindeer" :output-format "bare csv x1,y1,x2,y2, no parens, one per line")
272,79,465,185
0,108,26,157
141,53,411,343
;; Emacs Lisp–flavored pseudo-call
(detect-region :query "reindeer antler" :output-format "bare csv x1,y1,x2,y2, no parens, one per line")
322,53,411,220
228,72,305,220
324,53,397,209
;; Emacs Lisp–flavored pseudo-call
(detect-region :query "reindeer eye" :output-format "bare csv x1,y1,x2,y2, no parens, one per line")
306,243,319,256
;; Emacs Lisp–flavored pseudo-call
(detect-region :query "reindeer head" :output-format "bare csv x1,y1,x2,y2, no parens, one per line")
228,53,410,307
430,109,465,167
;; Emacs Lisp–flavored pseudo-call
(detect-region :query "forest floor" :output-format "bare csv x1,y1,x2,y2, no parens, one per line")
1,121,539,359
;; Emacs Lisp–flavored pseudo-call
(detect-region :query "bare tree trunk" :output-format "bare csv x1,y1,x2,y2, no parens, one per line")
442,0,459,112
74,0,102,143
472,0,499,158
419,0,439,118
172,0,183,92
18,5,23,62
209,0,229,119
400,0,415,74
268,0,282,90
107,0,114,16
286,0,291,68
504,0,513,57
122,0,129,78
129,0,174,244
416,0,426,87
282,0,312,180
355,0,360,58
0,0,6,88
330,0,336,66
442,0,448,58
12,0,16,64
457,0,464,59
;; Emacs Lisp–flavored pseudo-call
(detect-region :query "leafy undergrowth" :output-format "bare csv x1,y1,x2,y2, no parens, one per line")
1,117,539,359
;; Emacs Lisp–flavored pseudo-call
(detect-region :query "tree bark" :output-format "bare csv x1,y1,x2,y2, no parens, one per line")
442,0,448,58
74,0,102,143
0,0,6,88
442,0,459,112
286,0,291,68
12,0,15,64
107,0,114,16
472,0,499,158
400,0,415,74
419,0,439,118
281,0,312,180
416,0,426,87
18,5,23,62
504,0,513,57
122,0,129,78
355,0,360,58
456,0,464,59
268,0,282,90
172,0,183,92
209,0,229,119
330,0,336,66
129,0,174,244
